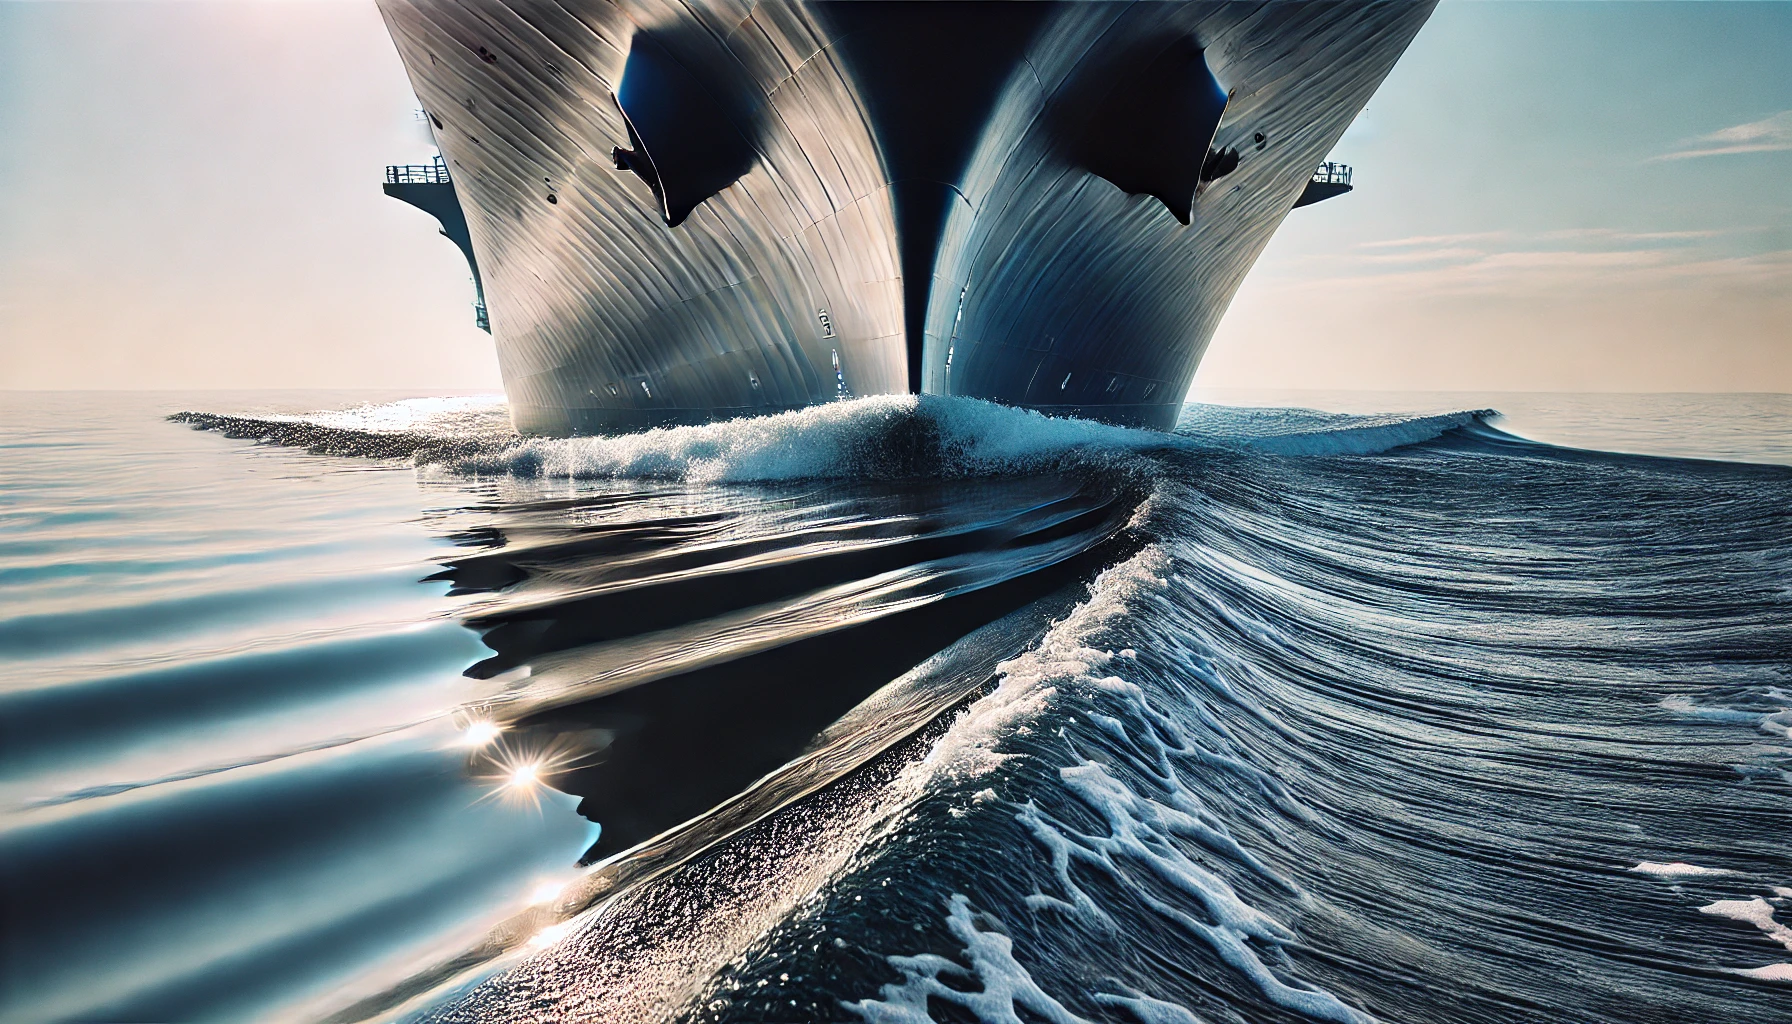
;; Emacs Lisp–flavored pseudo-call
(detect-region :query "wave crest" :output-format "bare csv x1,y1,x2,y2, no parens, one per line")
1176,405,1496,456
454,396,1165,483
172,396,1498,485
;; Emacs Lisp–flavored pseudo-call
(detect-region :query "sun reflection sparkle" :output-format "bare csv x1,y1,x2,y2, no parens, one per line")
468,731,594,809
462,721,501,747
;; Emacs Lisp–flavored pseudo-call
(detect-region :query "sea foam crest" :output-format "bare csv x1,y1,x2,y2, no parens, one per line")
177,395,1493,483
281,394,510,434
1700,896,1792,983
874,546,1373,1024
1660,694,1792,739
449,396,1160,483
845,892,1220,1023
900,547,1174,785
1011,718,1371,1023
845,893,1099,1024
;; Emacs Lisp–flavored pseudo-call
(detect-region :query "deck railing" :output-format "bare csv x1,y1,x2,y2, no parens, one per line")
1311,161,1353,186
385,155,452,185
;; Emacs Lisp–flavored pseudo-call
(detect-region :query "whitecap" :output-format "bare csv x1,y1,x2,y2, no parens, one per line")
1628,861,1739,879
844,893,1213,1024
1659,696,1791,736
842,893,1093,1024
894,546,1171,785
196,394,1501,486
879,542,1368,1023
275,395,509,434
1700,897,1792,952
439,395,1173,484
1092,992,1212,1023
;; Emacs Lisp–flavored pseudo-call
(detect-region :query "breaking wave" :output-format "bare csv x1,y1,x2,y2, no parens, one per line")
172,395,1498,484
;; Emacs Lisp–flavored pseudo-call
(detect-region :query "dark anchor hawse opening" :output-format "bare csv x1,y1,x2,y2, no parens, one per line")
1062,35,1232,225
610,31,759,228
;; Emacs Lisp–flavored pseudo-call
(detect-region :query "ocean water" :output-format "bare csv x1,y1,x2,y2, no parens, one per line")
1,390,1787,1024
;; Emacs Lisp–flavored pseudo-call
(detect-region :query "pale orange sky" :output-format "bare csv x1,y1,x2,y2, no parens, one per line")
1,1,1788,394
0,0,502,391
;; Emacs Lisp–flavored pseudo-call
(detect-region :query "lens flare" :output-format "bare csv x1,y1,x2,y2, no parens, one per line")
468,730,597,809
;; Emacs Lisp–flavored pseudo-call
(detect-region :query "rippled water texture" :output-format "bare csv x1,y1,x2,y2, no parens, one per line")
1,390,1787,1024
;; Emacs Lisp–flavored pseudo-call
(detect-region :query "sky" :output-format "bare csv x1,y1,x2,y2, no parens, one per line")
1203,0,1792,392
1,0,1788,394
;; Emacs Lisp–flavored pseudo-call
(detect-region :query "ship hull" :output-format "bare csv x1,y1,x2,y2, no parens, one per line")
375,1,1433,434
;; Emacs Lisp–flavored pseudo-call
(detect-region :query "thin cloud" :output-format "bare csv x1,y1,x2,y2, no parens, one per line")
1268,244,1791,297
1335,228,1734,279
1358,247,1486,265
1357,232,1509,250
1538,227,1727,244
1652,111,1792,161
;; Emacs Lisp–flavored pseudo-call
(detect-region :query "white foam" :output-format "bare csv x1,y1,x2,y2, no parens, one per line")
435,396,1172,483
1019,762,1295,937
1700,897,1792,952
1091,992,1212,1024
1017,768,1371,1024
897,547,1173,785
843,893,1093,1024
881,544,1367,1024
1628,862,1739,879
256,395,1493,484
1731,963,1792,982
1661,698,1772,724
845,894,1214,1024
279,395,510,435
1660,696,1792,737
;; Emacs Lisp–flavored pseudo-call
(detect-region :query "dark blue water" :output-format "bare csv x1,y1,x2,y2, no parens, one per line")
2,391,1787,1024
